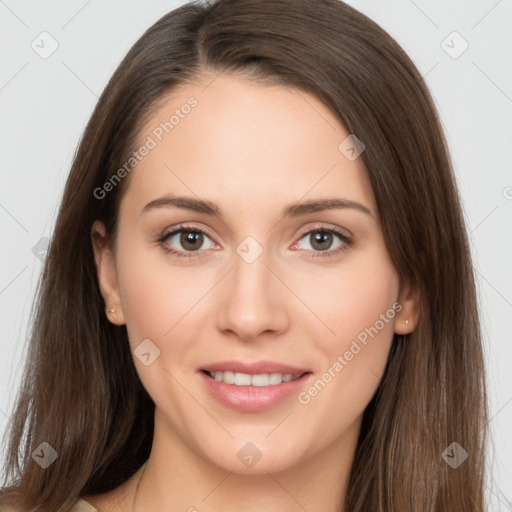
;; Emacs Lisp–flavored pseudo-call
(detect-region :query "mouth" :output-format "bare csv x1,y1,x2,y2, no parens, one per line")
198,361,313,412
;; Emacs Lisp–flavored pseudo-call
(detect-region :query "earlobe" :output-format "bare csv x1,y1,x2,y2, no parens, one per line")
91,220,126,326
394,279,420,335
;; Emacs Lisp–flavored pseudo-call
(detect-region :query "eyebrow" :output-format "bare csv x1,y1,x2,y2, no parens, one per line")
141,195,373,218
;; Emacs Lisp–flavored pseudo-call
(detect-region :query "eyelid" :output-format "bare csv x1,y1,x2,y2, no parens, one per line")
295,222,353,240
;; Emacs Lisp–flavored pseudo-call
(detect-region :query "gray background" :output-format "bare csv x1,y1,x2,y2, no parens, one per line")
1,0,511,508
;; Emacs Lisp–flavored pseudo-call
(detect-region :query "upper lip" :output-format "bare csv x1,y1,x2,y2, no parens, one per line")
200,360,311,375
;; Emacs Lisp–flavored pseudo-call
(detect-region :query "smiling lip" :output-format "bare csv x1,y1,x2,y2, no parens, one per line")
198,360,312,412
200,360,310,375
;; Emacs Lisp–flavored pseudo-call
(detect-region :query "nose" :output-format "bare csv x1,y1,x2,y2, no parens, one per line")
216,246,290,342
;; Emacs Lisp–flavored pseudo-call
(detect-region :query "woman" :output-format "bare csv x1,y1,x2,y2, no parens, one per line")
0,0,488,510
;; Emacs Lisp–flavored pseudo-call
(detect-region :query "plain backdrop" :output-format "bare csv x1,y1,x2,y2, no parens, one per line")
1,0,511,508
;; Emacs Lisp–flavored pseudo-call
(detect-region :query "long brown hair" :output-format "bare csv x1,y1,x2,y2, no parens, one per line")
0,0,488,510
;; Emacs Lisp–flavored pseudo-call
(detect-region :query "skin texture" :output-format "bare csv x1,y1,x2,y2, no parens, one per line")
89,72,419,512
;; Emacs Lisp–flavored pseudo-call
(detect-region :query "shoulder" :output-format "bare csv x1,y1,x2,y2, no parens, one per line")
0,498,98,512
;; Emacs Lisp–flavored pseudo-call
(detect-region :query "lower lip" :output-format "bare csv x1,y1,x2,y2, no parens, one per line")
199,371,312,412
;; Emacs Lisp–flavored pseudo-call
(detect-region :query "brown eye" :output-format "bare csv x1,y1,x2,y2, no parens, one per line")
292,226,353,258
159,227,216,257
179,230,204,251
309,231,334,251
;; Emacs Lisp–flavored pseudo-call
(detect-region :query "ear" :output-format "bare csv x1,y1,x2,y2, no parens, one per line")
91,220,126,326
394,279,420,335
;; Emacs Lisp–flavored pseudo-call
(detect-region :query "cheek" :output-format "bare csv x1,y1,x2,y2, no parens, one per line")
292,250,399,349
114,245,206,404
294,253,399,411
337,266,398,342
115,241,218,359
335,264,398,376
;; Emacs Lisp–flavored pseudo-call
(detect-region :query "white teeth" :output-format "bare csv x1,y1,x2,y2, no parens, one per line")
209,371,302,386
222,371,235,384
269,373,283,385
234,372,252,386
251,374,271,386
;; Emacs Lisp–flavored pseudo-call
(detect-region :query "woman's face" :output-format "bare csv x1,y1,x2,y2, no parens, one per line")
93,72,415,474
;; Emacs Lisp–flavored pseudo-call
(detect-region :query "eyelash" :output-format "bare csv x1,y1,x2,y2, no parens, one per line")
156,223,353,260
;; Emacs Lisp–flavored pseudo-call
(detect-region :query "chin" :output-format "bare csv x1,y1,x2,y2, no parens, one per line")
197,436,305,475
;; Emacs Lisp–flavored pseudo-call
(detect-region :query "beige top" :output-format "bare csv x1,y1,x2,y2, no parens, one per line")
1,498,98,512
75,499,99,511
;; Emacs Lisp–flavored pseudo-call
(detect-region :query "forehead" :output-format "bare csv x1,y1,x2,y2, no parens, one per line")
121,72,376,219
